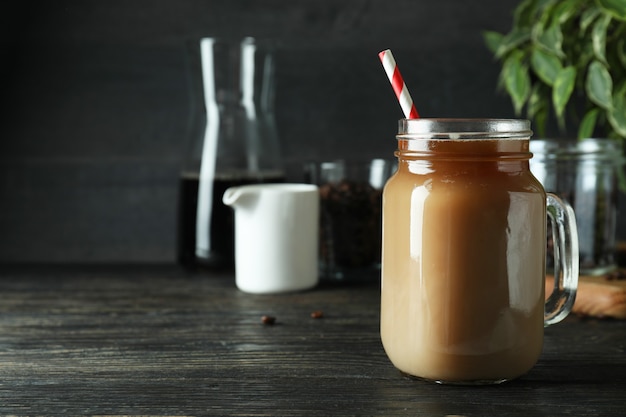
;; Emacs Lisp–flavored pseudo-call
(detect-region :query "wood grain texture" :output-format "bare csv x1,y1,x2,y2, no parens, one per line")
0,264,625,416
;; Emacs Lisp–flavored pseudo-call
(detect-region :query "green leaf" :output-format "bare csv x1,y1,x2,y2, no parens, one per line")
527,83,548,119
534,107,549,137
592,14,612,65
531,48,563,86
536,0,558,29
581,7,602,31
552,0,585,24
578,37,596,71
608,83,626,136
596,0,626,21
578,108,600,139
527,84,550,135
618,38,626,68
502,51,531,114
483,31,504,55
535,23,564,57
552,66,576,128
518,0,560,27
495,28,531,58
514,0,539,27
586,60,614,109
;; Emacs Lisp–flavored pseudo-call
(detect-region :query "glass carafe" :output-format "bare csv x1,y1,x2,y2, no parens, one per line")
177,37,284,269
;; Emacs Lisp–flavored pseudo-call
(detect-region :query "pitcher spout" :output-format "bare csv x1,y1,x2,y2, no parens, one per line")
222,186,260,209
222,186,243,207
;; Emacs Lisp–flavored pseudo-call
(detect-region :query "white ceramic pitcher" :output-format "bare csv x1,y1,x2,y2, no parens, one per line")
222,183,320,294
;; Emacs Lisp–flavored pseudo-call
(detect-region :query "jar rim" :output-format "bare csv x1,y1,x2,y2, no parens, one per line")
529,138,622,158
397,118,532,139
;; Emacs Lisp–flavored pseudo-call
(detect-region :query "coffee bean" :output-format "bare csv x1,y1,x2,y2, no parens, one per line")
605,270,626,281
310,310,324,319
261,315,276,325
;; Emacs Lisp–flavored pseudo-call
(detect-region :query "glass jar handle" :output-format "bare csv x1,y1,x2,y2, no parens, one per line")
544,193,579,326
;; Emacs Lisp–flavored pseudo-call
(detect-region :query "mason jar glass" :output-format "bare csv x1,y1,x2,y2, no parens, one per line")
381,119,578,384
530,139,622,276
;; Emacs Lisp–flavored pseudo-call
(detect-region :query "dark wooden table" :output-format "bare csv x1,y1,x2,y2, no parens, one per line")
0,264,624,416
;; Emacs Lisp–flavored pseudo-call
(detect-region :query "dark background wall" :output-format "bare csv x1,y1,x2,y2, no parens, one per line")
1,0,624,263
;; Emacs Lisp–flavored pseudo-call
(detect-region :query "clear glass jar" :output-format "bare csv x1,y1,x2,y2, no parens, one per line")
177,37,285,269
530,139,622,276
380,119,578,384
304,159,396,282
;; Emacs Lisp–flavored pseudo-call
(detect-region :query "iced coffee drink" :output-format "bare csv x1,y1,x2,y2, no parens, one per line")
380,119,578,384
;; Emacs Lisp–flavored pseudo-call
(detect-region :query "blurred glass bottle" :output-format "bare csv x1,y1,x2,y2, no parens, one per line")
178,37,284,269
530,138,621,276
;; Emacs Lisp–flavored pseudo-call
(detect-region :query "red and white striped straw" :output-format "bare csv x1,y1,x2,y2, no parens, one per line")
378,49,419,119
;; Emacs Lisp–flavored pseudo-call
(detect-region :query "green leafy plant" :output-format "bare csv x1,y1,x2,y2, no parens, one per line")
483,0,626,141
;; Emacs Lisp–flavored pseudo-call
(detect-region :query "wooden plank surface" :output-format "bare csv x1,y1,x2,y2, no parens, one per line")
0,264,625,416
